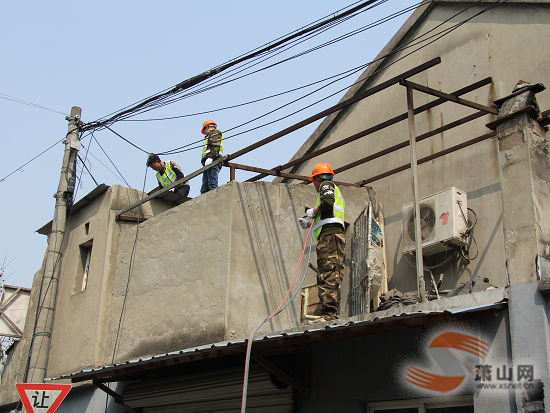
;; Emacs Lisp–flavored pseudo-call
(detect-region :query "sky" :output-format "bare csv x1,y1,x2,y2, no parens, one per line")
0,0,420,288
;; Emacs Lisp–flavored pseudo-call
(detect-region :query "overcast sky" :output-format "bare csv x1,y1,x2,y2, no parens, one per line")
0,0,420,287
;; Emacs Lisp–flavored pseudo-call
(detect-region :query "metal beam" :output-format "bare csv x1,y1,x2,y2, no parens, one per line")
252,354,308,395
248,77,493,182
116,156,227,218
223,161,360,187
93,381,137,412
228,57,441,163
334,110,487,174
400,79,498,114
358,131,497,185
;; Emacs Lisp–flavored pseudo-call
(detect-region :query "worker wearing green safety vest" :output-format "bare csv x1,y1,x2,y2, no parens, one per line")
146,154,190,202
299,162,345,322
200,119,224,194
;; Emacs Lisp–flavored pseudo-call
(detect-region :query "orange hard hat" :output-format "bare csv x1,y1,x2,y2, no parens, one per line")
202,120,217,135
309,162,334,181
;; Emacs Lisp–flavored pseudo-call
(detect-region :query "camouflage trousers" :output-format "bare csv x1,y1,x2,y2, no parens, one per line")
316,232,345,318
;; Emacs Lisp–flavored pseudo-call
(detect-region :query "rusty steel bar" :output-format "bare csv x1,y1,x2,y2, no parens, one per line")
116,156,227,218
227,57,442,162
334,110,487,174
224,161,360,187
248,77,493,182
406,86,427,304
359,131,497,185
230,166,236,181
401,79,498,115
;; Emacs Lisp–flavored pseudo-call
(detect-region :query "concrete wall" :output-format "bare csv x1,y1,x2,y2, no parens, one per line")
46,186,171,377
289,2,550,292
0,180,372,390
103,181,372,366
0,185,173,405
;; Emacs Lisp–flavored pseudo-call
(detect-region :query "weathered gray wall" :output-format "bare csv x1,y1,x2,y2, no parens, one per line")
46,186,171,377
1,181,372,385
0,185,172,405
226,182,371,337
289,3,550,292
104,181,372,365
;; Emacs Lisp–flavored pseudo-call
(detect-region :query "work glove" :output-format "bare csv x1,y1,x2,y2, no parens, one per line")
204,157,213,166
298,217,310,229
305,208,315,218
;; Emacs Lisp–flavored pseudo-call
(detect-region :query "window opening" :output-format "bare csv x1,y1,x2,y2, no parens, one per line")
75,240,93,293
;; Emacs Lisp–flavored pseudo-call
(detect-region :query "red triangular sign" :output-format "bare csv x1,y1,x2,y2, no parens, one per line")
16,383,71,413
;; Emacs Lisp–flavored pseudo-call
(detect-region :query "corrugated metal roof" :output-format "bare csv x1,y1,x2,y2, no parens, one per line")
46,298,507,384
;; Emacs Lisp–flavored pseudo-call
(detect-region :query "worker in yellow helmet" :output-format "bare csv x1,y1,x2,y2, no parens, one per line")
200,120,224,194
299,162,345,322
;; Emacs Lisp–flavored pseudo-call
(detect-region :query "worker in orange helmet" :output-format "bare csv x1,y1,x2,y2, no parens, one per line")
299,162,346,322
200,120,224,194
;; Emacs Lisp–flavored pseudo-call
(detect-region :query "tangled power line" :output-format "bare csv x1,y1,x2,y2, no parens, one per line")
1,0,508,188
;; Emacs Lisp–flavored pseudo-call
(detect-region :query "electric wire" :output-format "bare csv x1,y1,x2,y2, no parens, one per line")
98,0,417,124
241,224,314,413
82,0,384,132
225,0,508,141
69,0,506,193
112,1,385,119
175,0,420,103
158,63,370,156
6,0,495,175
89,0,367,125
79,142,128,187
76,130,98,191
121,66,362,123
77,1,426,157
104,126,150,154
104,166,148,413
0,92,68,116
77,154,99,187
111,167,148,363
143,0,504,157
145,0,392,110
90,133,132,187
0,138,65,183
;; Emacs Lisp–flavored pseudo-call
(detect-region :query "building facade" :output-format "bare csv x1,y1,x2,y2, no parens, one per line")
1,1,550,412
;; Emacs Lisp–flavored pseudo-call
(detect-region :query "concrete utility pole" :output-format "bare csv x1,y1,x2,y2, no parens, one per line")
26,106,81,383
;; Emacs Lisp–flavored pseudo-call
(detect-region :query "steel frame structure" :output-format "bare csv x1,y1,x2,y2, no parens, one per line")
115,56,549,301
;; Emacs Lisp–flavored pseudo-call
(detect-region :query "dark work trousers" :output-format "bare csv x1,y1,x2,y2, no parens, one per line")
201,163,221,194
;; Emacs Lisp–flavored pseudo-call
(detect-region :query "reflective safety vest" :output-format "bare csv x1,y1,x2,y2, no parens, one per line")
156,161,177,188
202,131,224,159
313,183,345,239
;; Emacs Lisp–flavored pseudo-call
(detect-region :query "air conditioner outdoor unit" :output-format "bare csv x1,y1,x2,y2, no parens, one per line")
402,187,468,256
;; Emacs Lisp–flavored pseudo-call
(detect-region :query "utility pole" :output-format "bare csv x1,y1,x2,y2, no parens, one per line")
25,106,81,383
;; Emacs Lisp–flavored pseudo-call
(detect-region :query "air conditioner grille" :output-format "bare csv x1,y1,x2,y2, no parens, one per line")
407,204,435,242
401,187,468,256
